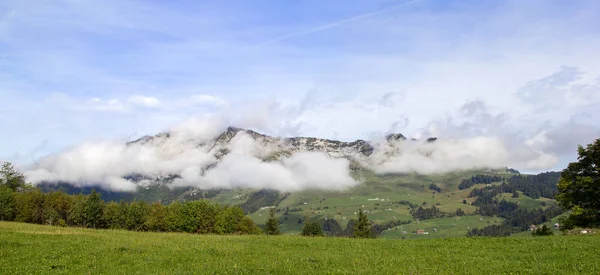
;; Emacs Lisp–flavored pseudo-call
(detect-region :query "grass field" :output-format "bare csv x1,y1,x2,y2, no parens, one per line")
1,222,599,274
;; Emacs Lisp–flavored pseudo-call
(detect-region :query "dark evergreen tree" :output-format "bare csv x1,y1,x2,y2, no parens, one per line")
322,219,344,236
264,208,280,235
353,209,373,238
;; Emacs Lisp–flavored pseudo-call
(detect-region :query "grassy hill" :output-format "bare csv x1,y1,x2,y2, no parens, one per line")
1,222,599,274
210,169,557,237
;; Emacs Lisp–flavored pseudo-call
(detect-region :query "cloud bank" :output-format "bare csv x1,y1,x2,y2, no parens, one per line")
23,111,569,192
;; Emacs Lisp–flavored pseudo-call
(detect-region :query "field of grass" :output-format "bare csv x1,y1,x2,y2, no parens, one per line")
1,222,599,274
496,192,557,210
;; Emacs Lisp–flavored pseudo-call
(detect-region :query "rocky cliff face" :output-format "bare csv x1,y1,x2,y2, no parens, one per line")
121,126,438,185
128,126,430,160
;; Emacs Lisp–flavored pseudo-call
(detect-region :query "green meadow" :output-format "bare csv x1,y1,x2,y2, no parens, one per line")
1,222,599,274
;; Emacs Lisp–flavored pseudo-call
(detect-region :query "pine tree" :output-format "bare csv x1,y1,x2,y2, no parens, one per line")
264,208,280,235
353,208,373,238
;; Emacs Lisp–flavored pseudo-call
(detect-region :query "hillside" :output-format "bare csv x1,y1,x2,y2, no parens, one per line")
39,168,563,238
1,222,599,274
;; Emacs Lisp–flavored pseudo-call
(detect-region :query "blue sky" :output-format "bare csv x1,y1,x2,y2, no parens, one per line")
1,0,600,172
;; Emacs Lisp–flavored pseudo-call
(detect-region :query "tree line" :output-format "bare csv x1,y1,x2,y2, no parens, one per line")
0,162,392,238
458,175,504,190
468,172,561,201
0,163,261,234
0,186,262,234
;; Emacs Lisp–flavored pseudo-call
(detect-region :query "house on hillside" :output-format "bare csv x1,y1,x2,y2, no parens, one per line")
554,223,560,229
416,230,427,235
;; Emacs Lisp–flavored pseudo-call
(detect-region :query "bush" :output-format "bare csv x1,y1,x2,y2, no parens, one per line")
532,225,553,236
301,217,323,237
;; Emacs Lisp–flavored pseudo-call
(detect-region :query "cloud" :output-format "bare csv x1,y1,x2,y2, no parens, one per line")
128,95,161,108
24,120,358,192
368,137,510,174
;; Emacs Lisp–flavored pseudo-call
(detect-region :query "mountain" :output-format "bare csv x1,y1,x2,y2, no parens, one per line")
36,126,563,239
116,126,440,185
127,126,427,159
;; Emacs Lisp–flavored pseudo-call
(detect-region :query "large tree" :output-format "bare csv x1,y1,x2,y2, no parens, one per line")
0,162,26,191
556,139,600,228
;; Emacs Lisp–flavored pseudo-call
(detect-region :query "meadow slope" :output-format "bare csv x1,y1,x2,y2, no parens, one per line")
1,222,599,274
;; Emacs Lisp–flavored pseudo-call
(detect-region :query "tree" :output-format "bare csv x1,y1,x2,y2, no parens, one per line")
353,209,374,238
85,189,104,228
0,185,15,221
103,201,122,229
0,162,26,191
145,202,168,232
264,208,280,235
556,139,600,228
301,216,323,237
68,194,87,227
512,190,519,198
126,200,149,231
14,189,45,224
237,216,262,235
322,219,344,236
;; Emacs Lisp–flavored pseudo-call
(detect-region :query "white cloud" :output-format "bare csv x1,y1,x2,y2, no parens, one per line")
128,95,161,108
24,121,358,192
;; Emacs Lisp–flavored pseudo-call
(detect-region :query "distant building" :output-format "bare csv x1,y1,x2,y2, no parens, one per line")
554,223,560,229
416,230,427,235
